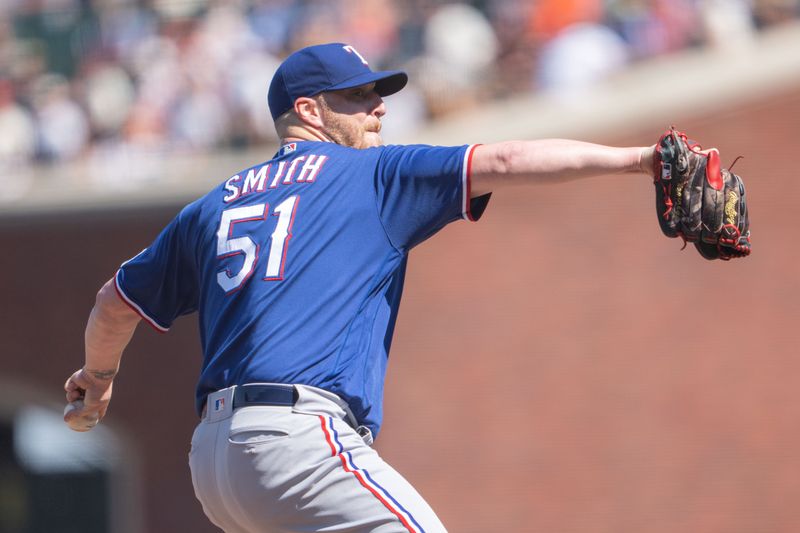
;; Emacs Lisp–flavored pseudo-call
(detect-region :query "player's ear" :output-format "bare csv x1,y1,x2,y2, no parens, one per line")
294,97,324,129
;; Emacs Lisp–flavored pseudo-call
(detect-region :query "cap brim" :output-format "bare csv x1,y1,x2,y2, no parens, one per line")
326,70,408,97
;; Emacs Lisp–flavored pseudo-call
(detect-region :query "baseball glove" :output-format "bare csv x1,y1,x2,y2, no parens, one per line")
653,128,751,260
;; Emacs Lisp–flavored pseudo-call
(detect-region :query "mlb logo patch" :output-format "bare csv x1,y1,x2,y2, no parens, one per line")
280,143,297,156
214,397,225,411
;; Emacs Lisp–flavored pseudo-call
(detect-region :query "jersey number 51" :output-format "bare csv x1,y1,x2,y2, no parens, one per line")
215,195,299,293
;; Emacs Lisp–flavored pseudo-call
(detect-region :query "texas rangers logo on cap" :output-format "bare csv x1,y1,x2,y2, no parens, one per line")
342,45,369,65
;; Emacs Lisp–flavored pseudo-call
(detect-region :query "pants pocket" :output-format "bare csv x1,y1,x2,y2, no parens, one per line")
228,428,290,445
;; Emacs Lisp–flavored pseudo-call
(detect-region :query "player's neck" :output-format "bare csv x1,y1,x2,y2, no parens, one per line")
280,136,325,145
281,125,334,145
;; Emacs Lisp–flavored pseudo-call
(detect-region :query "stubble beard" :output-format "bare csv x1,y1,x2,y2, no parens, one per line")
319,106,382,149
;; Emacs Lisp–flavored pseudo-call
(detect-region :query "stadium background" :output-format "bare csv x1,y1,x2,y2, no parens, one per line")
1,1,800,532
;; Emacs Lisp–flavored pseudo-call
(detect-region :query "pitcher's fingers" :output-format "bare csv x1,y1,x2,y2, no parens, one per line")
66,389,85,402
64,373,88,392
64,378,86,401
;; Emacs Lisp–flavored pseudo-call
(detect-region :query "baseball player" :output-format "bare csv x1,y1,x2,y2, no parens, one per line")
64,43,658,532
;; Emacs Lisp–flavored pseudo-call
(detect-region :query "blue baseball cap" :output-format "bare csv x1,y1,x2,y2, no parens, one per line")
268,42,408,120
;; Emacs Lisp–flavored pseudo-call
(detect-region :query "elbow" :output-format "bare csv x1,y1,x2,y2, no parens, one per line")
95,278,118,308
471,141,528,194
494,141,526,176
95,278,140,325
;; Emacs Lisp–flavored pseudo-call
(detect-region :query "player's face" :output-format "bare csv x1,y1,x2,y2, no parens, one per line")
318,83,386,149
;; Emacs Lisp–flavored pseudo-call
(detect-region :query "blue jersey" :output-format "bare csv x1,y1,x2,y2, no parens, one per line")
115,141,488,437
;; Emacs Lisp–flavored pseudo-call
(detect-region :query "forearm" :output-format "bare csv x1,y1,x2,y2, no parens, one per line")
64,278,140,429
84,278,141,379
470,139,654,196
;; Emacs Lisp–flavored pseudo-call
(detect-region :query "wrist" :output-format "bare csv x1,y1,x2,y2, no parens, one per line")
638,145,655,175
83,366,117,383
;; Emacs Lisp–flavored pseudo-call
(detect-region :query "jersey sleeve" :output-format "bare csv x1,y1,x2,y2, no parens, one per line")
374,144,488,250
114,209,199,332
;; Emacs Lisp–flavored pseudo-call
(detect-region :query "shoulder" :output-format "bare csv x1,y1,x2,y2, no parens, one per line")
378,143,468,160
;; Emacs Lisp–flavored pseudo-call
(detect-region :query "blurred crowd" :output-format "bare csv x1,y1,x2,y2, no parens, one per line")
1,0,798,175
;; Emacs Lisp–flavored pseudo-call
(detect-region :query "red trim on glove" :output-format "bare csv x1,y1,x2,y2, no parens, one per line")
706,150,723,191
